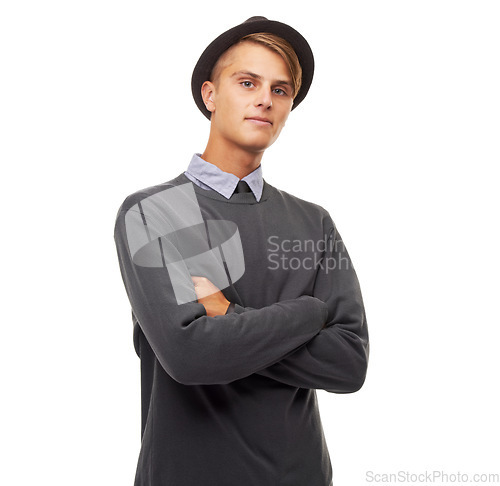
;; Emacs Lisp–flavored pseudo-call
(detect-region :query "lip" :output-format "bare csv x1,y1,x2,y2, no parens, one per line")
245,117,273,126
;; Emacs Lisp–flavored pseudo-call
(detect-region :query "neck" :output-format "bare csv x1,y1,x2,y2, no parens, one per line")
201,138,264,180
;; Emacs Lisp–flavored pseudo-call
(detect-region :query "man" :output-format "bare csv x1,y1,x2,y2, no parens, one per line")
114,16,369,486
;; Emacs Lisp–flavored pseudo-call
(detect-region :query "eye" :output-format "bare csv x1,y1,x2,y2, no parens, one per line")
241,81,254,88
273,88,288,96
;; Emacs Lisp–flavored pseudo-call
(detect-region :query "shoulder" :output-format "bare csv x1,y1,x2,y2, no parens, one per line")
113,174,192,241
114,173,186,216
266,181,335,229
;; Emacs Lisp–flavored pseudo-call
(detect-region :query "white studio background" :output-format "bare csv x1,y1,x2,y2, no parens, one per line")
1,1,499,485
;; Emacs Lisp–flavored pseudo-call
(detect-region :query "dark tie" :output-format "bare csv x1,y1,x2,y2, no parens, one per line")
234,180,251,194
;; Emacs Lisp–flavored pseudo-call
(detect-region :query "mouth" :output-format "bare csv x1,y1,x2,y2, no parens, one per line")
245,117,273,126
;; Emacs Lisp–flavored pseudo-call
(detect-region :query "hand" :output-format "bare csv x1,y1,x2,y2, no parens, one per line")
191,276,231,317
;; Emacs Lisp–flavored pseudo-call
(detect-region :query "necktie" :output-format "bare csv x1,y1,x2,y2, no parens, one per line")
234,180,252,194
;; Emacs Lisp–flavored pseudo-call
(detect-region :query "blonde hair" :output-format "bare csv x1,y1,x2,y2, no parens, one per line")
210,32,303,98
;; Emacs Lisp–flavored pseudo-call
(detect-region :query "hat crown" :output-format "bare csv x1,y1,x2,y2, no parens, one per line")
244,16,268,23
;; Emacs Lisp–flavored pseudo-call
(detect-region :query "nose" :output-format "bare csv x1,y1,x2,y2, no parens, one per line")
254,85,272,109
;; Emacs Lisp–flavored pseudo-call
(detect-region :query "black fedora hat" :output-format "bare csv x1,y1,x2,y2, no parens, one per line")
191,16,315,120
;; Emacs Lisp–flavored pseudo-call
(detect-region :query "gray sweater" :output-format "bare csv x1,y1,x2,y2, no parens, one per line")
114,172,369,485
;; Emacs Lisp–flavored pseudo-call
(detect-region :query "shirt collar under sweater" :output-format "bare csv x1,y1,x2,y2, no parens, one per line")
184,153,263,202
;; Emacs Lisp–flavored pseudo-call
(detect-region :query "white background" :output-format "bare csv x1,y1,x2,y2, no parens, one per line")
1,1,499,484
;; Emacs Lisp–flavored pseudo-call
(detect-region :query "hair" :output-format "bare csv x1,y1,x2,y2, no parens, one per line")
210,32,303,99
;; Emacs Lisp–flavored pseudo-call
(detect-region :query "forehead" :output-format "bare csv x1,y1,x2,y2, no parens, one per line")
217,42,292,81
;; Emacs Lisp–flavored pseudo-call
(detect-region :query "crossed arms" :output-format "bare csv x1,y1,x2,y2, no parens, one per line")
114,198,369,393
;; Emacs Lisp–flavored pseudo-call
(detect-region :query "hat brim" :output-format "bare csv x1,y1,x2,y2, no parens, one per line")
191,18,314,120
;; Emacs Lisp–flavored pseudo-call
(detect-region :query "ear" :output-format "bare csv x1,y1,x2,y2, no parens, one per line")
201,81,216,113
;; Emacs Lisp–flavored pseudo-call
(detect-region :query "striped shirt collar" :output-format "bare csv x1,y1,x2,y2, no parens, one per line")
184,153,263,202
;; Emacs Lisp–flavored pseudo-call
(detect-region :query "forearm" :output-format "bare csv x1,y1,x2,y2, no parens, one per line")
254,316,369,393
130,288,328,386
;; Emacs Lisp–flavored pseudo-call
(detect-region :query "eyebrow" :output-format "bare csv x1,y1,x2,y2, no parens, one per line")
230,70,292,87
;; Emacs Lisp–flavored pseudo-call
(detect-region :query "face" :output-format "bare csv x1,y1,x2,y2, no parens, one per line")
202,42,294,155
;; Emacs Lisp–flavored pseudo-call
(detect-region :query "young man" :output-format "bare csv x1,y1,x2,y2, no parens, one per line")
114,16,369,486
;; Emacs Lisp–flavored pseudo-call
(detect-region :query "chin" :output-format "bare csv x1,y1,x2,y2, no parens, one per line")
240,135,276,153
241,142,273,154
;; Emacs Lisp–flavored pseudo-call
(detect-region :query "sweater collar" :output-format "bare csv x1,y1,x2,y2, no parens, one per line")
184,153,263,202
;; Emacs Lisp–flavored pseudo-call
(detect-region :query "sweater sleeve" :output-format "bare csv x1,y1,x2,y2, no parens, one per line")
114,197,328,386
254,217,369,393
